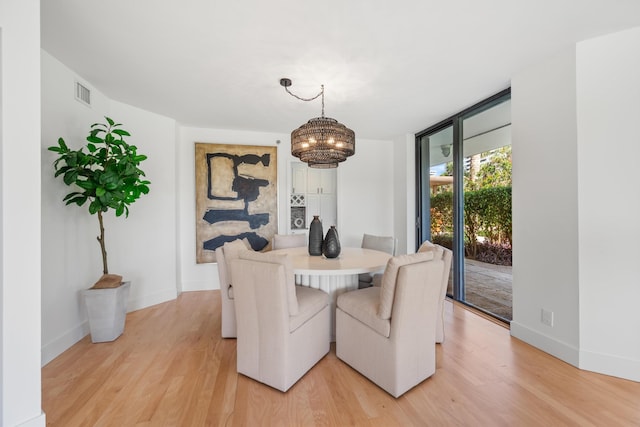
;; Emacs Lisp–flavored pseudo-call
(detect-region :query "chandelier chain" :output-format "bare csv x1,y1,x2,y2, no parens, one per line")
284,85,325,117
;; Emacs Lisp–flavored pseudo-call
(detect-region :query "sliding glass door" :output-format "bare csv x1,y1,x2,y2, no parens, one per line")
416,89,512,321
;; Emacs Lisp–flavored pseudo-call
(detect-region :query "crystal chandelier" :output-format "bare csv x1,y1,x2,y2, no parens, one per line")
280,78,355,168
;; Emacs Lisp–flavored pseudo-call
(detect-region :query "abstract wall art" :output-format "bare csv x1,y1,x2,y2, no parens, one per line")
195,142,278,263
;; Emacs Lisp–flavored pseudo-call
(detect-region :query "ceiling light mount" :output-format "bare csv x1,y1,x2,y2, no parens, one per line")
280,78,355,169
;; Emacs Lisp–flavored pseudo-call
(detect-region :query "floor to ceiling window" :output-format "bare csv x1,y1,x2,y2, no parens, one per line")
416,89,512,321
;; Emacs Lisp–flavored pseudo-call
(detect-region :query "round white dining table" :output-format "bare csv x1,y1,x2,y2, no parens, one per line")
270,246,392,340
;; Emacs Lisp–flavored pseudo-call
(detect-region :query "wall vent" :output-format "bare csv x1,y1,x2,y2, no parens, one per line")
75,81,91,106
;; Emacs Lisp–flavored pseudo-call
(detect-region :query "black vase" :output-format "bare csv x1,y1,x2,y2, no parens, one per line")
308,215,323,256
322,226,341,258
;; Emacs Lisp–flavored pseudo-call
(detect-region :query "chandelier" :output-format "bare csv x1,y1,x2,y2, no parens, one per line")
280,78,355,168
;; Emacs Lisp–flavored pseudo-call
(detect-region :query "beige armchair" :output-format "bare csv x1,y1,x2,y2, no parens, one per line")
230,250,330,392
358,233,397,288
215,238,252,338
417,241,453,343
336,251,444,398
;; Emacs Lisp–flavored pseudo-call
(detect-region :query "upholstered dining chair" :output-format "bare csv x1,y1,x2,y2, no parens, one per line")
272,233,306,250
358,233,397,288
417,241,453,344
215,238,252,338
230,250,330,392
336,251,444,398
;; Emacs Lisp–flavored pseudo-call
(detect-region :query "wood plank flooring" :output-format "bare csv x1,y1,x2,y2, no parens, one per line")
42,291,640,426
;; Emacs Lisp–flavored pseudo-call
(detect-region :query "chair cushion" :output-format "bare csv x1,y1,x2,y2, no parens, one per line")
418,240,444,259
338,287,391,337
362,233,396,255
378,252,435,320
290,286,328,332
238,250,299,316
417,239,436,252
223,238,251,260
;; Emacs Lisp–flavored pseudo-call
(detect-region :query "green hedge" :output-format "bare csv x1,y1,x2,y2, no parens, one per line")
430,186,511,256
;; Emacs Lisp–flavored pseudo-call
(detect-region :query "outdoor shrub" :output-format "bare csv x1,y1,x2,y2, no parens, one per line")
430,186,512,265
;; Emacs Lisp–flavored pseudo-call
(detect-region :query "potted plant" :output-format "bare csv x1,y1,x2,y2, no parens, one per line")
48,117,150,342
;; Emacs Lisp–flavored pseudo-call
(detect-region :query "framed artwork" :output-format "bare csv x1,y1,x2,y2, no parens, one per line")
195,142,278,263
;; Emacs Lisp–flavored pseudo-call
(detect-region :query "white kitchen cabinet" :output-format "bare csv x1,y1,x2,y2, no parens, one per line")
291,162,307,194
306,193,337,230
289,162,337,234
307,168,336,194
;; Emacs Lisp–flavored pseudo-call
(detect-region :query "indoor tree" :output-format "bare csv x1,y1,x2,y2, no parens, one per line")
48,117,150,280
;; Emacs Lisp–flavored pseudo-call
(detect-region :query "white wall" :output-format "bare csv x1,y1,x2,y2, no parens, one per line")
511,47,581,366
41,51,177,365
393,134,415,255
177,126,395,291
0,0,46,425
336,138,395,248
511,27,640,382
576,27,640,381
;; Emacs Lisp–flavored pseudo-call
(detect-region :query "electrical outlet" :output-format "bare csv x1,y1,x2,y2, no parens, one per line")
541,309,554,327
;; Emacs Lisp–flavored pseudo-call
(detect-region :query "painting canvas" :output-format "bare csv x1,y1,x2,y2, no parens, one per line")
195,142,278,263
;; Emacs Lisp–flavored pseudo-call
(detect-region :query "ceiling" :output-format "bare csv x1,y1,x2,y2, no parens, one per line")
41,1,640,140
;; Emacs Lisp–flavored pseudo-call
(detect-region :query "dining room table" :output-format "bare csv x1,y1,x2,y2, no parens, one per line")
270,246,392,340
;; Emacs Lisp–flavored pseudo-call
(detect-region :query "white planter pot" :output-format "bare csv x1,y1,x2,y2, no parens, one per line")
82,281,131,343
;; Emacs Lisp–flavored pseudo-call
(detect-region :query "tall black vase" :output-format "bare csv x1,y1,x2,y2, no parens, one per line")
322,226,341,258
308,215,323,256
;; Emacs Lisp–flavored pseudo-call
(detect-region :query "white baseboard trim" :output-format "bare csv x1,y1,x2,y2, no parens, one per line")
42,289,177,367
17,412,46,427
510,321,580,367
41,321,89,366
127,288,177,312
181,280,217,292
580,349,640,382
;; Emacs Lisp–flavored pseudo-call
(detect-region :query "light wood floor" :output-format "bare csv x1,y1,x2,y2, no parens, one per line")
42,291,640,426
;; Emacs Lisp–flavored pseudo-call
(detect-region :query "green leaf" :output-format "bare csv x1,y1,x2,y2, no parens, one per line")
96,187,106,197
63,192,81,201
133,155,147,162
112,129,131,137
105,116,115,126
115,204,125,217
63,170,78,185
76,180,96,190
87,135,103,145
66,195,88,206
87,143,97,153
88,200,100,215
54,166,70,178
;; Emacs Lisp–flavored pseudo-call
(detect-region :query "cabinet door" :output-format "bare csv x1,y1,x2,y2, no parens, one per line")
307,168,336,194
320,169,336,194
291,163,307,194
306,194,321,229
305,194,337,231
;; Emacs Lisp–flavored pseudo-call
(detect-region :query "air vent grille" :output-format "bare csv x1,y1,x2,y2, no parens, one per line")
75,81,91,106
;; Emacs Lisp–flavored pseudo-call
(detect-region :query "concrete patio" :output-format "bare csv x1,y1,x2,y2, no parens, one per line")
447,259,513,321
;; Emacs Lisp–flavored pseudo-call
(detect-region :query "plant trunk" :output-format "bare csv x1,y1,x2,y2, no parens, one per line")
97,210,109,275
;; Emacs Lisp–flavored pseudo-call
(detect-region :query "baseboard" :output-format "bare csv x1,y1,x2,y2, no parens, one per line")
580,349,640,382
510,321,580,367
42,289,178,367
41,321,89,366
127,288,177,312
181,280,217,292
17,412,46,427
